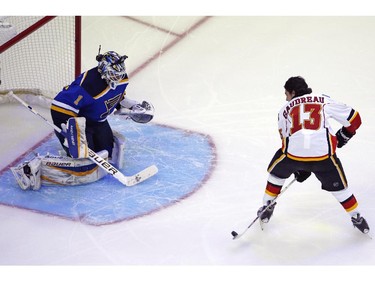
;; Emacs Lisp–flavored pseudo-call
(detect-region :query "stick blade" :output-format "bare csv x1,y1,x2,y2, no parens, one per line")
125,165,159,186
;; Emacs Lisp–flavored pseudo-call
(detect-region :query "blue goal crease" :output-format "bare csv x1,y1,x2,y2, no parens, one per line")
0,119,217,226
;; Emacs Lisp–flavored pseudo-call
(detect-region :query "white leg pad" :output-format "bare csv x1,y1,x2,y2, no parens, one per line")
66,117,88,158
41,150,108,186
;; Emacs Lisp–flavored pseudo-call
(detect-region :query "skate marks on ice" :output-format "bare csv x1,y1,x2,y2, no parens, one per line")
229,191,373,265
0,118,217,225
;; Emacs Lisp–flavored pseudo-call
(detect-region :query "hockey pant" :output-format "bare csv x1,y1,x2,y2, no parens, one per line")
263,149,360,216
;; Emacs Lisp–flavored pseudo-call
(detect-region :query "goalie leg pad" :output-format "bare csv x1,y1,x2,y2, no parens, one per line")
11,156,42,190
111,130,126,169
66,117,88,158
41,150,108,186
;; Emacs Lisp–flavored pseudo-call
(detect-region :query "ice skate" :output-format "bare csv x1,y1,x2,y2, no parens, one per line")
257,200,277,223
351,213,370,234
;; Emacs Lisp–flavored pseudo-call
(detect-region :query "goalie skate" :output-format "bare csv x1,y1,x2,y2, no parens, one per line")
11,156,42,190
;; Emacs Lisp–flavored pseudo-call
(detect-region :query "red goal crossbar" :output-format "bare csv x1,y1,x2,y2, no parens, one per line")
0,16,81,78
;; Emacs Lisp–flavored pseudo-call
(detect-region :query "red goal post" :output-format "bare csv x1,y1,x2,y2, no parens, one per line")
0,16,81,104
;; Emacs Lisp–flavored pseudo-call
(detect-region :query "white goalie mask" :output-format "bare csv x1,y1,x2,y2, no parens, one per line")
96,51,128,89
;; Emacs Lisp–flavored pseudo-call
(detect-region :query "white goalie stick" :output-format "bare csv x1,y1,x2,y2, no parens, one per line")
8,91,158,187
231,178,296,240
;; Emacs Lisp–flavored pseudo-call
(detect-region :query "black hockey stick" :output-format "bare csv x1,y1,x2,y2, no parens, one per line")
9,91,158,187
231,178,296,240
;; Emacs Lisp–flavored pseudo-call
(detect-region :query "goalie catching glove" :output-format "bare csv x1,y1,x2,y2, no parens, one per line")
115,99,154,124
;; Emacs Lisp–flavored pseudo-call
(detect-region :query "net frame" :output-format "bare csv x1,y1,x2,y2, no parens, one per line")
0,16,81,104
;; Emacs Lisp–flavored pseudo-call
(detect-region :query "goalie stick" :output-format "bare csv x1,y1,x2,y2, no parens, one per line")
8,91,158,187
231,178,296,240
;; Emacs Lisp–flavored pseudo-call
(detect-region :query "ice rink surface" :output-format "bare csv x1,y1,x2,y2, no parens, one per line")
1,15,375,279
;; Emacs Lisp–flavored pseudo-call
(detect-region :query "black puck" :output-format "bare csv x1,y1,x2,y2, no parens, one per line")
231,231,238,237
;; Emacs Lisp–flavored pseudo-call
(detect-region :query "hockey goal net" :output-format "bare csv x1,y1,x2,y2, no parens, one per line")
0,16,81,106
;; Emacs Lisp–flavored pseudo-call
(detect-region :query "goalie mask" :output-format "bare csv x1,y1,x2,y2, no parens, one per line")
96,51,128,89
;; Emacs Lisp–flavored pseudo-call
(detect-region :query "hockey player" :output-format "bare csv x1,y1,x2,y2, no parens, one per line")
257,76,369,234
11,50,154,190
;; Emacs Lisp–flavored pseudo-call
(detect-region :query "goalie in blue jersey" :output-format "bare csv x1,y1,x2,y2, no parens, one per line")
11,50,154,190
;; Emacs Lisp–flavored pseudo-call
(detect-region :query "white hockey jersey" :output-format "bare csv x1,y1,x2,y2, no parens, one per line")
278,94,361,161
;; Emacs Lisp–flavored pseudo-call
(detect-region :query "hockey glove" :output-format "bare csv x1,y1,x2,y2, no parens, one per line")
294,170,311,183
336,126,355,148
115,99,154,124
129,101,154,123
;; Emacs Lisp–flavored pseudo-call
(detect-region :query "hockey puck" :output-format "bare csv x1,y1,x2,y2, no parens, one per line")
231,231,238,237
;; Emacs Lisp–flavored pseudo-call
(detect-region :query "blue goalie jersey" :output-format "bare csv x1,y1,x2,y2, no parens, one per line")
51,67,129,122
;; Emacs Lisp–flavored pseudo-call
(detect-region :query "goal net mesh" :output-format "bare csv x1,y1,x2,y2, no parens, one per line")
0,16,80,105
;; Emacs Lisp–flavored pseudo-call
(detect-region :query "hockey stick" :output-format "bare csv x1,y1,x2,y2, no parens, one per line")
231,178,296,240
8,91,158,187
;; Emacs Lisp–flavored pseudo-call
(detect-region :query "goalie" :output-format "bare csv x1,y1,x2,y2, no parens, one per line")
11,50,154,190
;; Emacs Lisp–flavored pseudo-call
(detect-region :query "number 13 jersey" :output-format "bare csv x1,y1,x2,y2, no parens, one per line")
278,94,361,161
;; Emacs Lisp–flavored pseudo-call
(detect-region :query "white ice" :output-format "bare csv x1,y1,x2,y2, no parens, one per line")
1,16,375,278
